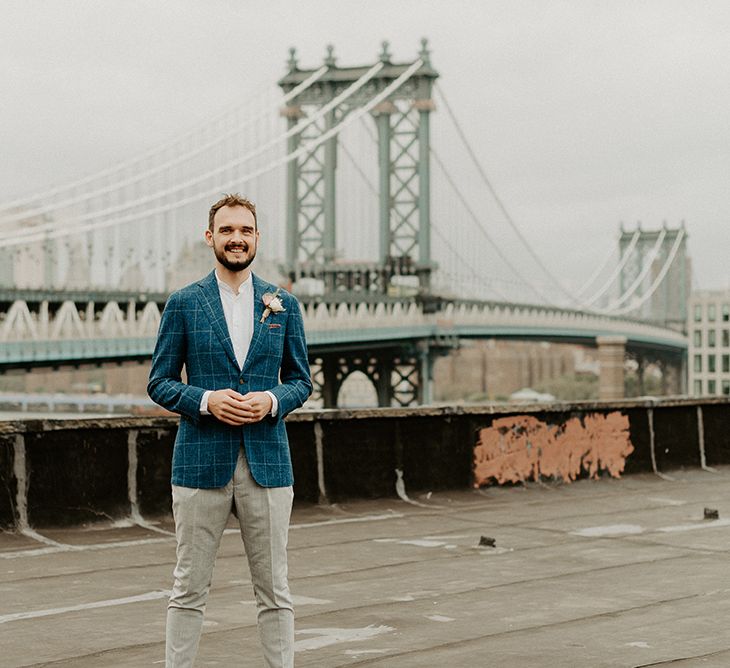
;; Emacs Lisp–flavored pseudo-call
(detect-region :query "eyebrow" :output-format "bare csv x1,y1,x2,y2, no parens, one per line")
218,225,255,232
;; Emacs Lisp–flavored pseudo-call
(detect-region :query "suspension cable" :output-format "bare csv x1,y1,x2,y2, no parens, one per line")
431,226,511,300
579,229,641,307
354,114,540,301
0,68,328,224
434,82,588,306
430,147,554,304
575,240,620,298
340,134,506,299
601,228,685,316
1,64,380,236
600,227,666,312
0,60,423,248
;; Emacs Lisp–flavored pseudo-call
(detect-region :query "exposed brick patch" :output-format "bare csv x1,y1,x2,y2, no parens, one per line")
474,412,633,486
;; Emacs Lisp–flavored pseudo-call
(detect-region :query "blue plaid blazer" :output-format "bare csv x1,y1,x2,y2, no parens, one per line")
147,271,312,489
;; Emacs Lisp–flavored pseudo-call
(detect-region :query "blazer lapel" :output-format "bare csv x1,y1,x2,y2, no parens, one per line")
196,270,239,369
243,274,268,373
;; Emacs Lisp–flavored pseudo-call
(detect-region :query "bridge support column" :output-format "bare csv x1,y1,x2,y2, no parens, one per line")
416,98,433,291
321,357,340,409
657,353,684,396
282,103,303,270
635,353,647,396
323,106,337,262
375,357,393,407
597,336,626,400
417,341,433,405
374,102,394,265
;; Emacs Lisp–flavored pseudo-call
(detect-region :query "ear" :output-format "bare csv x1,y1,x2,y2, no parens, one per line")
204,229,213,247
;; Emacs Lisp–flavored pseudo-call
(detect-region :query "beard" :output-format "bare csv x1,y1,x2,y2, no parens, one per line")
214,241,257,272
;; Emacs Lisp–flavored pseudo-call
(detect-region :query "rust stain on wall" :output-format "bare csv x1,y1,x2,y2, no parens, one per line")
474,412,633,486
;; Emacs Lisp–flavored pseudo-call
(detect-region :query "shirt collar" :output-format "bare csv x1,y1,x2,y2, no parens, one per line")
215,270,253,296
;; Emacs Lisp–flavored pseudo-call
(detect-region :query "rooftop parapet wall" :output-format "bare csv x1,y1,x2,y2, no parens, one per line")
0,397,728,528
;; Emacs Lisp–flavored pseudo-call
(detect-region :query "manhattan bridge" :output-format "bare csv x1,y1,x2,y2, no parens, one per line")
0,42,688,407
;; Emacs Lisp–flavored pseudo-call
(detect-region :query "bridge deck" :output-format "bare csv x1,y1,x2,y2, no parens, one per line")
3,468,730,667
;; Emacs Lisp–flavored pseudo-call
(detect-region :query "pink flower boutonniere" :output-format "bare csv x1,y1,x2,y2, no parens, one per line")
260,288,286,323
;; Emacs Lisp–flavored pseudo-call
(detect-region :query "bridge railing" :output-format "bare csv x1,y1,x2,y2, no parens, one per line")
0,295,687,352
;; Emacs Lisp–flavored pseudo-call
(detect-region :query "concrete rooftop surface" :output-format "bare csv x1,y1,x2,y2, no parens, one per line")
3,468,730,667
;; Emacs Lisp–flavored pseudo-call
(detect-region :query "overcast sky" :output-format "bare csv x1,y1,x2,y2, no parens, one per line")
1,0,729,291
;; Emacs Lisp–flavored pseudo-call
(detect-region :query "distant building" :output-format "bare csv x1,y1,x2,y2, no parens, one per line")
688,290,730,396
433,339,589,402
0,211,90,289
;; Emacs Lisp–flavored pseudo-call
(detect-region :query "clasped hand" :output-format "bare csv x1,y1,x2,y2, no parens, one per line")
207,389,272,426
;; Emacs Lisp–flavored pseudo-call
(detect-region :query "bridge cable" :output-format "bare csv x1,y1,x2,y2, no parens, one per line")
0,83,273,215
429,147,554,304
352,114,520,299
575,240,620,298
0,60,424,248
0,69,328,218
1,64,379,234
597,228,685,316
434,83,590,307
339,136,510,300
578,229,641,307
599,227,667,312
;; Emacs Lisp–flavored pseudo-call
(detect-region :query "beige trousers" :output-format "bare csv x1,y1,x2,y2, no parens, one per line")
166,447,294,668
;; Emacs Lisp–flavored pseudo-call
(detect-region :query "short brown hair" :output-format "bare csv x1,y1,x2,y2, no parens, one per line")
208,193,257,231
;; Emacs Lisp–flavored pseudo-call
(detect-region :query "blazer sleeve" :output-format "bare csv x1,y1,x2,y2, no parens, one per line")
147,291,206,422
269,294,313,419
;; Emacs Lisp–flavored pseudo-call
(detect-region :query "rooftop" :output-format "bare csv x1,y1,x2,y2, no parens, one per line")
3,466,730,666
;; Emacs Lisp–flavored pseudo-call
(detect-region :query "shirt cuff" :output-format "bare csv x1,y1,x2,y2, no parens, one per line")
265,391,278,417
200,390,212,415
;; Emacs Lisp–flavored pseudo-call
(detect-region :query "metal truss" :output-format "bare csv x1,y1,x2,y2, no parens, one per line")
296,107,327,263
387,102,421,260
309,349,421,408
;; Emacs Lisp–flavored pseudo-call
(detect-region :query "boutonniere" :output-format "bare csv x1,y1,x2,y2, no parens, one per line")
260,288,286,323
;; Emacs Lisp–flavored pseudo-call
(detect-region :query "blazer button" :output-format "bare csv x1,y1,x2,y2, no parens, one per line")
239,377,245,384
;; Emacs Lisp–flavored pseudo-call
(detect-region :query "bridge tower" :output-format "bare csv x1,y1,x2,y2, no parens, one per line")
619,223,689,331
278,42,442,407
278,40,438,293
618,223,690,396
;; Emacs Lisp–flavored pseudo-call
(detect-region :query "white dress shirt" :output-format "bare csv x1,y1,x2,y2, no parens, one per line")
200,272,278,416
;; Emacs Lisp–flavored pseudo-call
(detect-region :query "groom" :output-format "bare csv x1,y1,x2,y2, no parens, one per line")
148,193,312,668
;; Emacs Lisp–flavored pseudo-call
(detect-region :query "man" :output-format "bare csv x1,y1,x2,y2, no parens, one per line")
148,193,312,668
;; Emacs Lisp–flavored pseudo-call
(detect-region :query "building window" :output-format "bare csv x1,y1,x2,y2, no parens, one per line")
693,330,702,347
708,330,716,347
694,354,702,372
723,304,729,322
694,379,703,395
708,355,716,373
723,330,729,347
694,304,702,322
708,379,717,394
708,304,717,322
723,354,730,373
723,380,730,396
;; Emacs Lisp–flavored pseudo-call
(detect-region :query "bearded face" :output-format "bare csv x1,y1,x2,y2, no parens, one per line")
206,205,259,273
213,235,257,272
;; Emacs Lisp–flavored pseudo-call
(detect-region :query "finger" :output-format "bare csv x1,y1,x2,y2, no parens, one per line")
220,415,243,426
220,408,252,421
223,389,246,400
222,414,247,425
223,399,254,415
